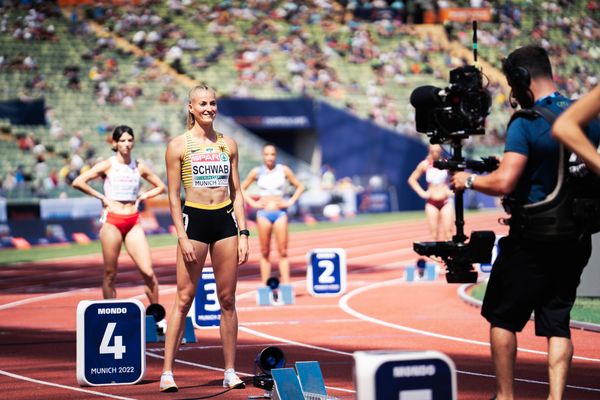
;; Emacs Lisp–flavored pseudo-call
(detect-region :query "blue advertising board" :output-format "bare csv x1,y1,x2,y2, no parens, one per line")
307,248,346,296
192,267,221,329
76,299,145,386
354,350,456,400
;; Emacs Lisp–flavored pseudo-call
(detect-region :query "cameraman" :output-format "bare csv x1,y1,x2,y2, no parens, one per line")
553,84,600,175
451,46,600,400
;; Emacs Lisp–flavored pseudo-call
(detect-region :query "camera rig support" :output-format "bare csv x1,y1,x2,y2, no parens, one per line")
410,21,498,283
413,138,497,283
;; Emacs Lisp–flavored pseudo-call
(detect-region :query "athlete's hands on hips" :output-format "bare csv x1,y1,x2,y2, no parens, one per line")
278,199,291,209
101,197,116,213
248,198,265,209
134,193,146,210
178,237,198,264
238,236,249,265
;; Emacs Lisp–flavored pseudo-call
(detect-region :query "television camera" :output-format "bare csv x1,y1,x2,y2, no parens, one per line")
409,22,497,283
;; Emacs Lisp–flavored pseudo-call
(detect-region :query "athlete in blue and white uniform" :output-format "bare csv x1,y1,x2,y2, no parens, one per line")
242,143,304,285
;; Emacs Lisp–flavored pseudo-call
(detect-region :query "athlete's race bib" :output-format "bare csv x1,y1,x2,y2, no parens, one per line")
191,150,230,188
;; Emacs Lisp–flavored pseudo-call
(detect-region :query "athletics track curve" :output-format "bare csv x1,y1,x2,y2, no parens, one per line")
0,210,599,399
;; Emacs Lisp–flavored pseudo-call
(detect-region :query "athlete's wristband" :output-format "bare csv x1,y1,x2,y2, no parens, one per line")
239,229,250,237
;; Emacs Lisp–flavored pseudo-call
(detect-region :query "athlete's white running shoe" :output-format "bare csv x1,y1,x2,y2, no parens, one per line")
160,371,178,392
223,368,245,389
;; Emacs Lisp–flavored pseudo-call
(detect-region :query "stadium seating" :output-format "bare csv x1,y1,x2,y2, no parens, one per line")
1,1,597,200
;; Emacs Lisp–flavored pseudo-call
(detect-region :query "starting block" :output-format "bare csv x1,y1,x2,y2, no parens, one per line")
296,361,327,397
405,261,438,282
425,263,438,281
145,303,196,344
145,316,196,344
270,363,338,400
257,278,294,306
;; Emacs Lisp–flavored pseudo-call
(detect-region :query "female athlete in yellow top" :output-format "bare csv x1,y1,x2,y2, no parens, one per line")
160,85,249,392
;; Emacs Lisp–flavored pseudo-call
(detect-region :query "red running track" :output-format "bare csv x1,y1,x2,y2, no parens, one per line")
0,210,599,399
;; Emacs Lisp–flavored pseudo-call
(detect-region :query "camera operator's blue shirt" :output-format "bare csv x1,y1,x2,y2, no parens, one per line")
504,93,600,204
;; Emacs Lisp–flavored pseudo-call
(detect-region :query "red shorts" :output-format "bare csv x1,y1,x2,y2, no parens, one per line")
427,198,449,210
103,211,140,237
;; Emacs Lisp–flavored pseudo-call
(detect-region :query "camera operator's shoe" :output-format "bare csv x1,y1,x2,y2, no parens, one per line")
223,368,245,389
159,371,178,392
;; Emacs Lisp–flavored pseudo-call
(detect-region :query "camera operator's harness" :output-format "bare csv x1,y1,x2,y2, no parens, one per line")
503,105,600,241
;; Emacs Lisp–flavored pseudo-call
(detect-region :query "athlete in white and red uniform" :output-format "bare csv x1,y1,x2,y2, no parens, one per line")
408,144,454,241
72,125,165,304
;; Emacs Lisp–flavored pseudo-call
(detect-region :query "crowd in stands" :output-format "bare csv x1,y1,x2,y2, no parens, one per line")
1,0,599,201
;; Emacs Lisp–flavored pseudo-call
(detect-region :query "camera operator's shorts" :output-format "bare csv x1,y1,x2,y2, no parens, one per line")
481,232,591,338
182,199,238,244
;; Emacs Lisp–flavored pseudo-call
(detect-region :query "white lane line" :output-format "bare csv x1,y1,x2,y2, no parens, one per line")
239,326,352,357
131,286,177,301
338,277,600,363
239,325,586,393
146,352,230,374
146,350,355,394
241,319,360,327
238,304,339,312
240,306,600,393
458,369,600,392
0,369,135,399
0,289,92,311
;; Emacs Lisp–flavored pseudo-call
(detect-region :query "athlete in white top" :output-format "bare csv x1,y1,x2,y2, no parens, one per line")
408,144,454,241
72,125,165,303
242,143,304,285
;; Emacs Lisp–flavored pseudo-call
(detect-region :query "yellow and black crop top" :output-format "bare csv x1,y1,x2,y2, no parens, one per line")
181,131,231,189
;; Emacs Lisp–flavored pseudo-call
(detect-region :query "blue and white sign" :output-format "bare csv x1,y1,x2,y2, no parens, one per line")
76,299,145,386
192,267,221,329
307,248,346,296
354,350,457,400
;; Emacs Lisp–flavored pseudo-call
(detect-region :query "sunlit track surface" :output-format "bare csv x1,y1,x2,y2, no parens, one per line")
1,210,599,399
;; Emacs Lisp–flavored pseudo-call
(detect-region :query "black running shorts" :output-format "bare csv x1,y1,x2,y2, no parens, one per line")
182,200,238,244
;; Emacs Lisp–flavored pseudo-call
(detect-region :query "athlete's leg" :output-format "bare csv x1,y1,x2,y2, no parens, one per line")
210,236,240,371
124,224,159,304
162,240,208,374
256,215,274,284
439,201,454,241
547,336,573,400
424,203,441,241
490,326,516,400
99,223,124,299
272,214,290,284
